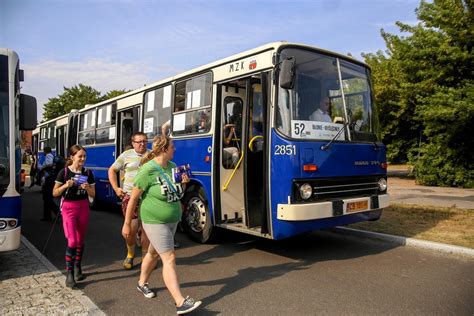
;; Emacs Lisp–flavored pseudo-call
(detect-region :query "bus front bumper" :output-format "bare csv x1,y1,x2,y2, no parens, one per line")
277,194,389,221
0,226,21,252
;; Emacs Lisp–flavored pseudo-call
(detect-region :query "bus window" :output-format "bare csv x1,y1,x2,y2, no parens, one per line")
78,110,96,145
95,103,117,144
172,73,212,135
39,126,51,151
251,84,263,138
144,85,172,138
47,123,56,149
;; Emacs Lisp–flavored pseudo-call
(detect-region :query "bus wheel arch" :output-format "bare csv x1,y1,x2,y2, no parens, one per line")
182,185,214,243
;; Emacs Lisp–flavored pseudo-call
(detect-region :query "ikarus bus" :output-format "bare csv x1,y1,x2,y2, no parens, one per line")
34,42,388,243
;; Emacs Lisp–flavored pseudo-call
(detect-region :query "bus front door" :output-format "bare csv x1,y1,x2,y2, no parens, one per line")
218,78,246,226
218,73,268,232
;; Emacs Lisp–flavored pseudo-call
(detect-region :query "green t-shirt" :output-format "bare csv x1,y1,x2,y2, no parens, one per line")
134,160,184,224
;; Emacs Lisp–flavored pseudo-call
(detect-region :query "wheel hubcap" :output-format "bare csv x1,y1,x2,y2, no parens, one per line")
185,197,206,233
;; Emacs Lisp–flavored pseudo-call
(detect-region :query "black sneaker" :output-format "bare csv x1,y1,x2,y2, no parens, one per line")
176,296,202,314
137,283,156,298
174,239,181,248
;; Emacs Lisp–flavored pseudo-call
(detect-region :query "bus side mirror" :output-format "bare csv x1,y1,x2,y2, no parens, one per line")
279,58,296,89
19,94,37,130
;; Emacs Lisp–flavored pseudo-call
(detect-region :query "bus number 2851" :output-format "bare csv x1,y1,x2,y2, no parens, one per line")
274,145,296,156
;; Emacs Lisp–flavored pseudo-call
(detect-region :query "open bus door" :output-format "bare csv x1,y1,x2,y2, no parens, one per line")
66,111,79,150
55,126,66,158
116,106,140,155
113,105,140,194
217,72,269,234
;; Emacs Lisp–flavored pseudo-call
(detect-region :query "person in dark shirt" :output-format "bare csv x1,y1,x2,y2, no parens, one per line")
53,145,95,288
40,147,56,221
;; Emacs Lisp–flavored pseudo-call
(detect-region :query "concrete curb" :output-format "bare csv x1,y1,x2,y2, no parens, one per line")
21,236,105,316
334,227,474,258
387,170,410,177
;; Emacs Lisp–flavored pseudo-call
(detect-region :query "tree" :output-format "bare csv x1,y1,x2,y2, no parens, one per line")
363,0,473,187
43,84,103,121
102,89,130,100
42,85,130,121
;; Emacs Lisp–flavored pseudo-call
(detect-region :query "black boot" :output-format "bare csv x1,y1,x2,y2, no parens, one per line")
74,264,85,281
65,269,76,288
74,245,85,281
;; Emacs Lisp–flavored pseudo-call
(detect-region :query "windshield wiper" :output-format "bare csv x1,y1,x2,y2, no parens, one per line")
320,121,353,151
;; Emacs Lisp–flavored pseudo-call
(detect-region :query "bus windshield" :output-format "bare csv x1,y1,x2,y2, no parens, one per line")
276,48,380,142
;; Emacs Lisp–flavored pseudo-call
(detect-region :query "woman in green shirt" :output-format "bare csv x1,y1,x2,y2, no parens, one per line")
122,135,201,315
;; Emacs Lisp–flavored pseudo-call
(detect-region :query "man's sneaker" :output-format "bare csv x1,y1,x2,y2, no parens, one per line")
123,257,134,270
174,239,181,248
176,296,202,314
136,283,156,298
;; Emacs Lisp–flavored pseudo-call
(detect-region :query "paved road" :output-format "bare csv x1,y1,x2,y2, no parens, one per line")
19,186,474,315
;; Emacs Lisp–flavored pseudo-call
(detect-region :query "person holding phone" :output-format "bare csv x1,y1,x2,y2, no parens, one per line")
53,145,95,288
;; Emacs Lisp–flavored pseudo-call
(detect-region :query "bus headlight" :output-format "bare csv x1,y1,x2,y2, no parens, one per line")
378,178,387,192
8,220,17,228
0,220,6,230
299,183,313,200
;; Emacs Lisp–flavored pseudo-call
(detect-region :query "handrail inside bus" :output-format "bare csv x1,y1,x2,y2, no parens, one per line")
222,151,244,191
248,135,263,152
222,135,264,191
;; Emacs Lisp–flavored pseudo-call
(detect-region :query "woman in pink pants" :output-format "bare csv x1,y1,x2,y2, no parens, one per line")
53,145,95,288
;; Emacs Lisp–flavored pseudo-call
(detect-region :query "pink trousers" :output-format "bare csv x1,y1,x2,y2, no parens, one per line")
61,199,90,248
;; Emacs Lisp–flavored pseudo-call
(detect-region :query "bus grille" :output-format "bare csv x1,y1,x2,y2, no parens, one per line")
293,175,385,203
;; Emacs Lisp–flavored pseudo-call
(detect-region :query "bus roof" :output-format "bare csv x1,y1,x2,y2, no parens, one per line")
36,112,72,127
75,41,369,113
0,48,18,59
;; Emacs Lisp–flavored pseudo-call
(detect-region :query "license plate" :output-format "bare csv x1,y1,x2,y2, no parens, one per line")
346,200,369,213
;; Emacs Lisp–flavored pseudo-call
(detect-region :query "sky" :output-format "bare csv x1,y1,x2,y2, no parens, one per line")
1,0,420,121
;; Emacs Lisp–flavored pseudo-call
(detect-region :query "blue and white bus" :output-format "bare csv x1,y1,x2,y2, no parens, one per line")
0,48,37,251
32,111,78,174
35,42,388,243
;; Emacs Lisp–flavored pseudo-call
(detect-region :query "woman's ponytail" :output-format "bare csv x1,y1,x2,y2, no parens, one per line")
140,151,156,166
140,135,170,165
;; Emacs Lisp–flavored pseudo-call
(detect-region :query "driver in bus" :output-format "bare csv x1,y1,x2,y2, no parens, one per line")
309,97,332,122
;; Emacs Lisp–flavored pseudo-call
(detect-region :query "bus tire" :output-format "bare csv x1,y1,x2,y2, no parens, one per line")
182,187,214,243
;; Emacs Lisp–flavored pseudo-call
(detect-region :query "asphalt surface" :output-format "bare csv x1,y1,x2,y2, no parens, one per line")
15,185,474,315
388,177,474,209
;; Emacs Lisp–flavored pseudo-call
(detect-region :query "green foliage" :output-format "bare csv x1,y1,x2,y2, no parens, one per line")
42,85,130,121
43,84,103,121
103,89,130,100
364,0,474,187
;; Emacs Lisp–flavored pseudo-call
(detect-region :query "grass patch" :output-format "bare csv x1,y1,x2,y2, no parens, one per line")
348,204,474,249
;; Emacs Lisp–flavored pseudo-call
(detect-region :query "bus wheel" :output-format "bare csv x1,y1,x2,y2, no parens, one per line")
182,188,214,243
